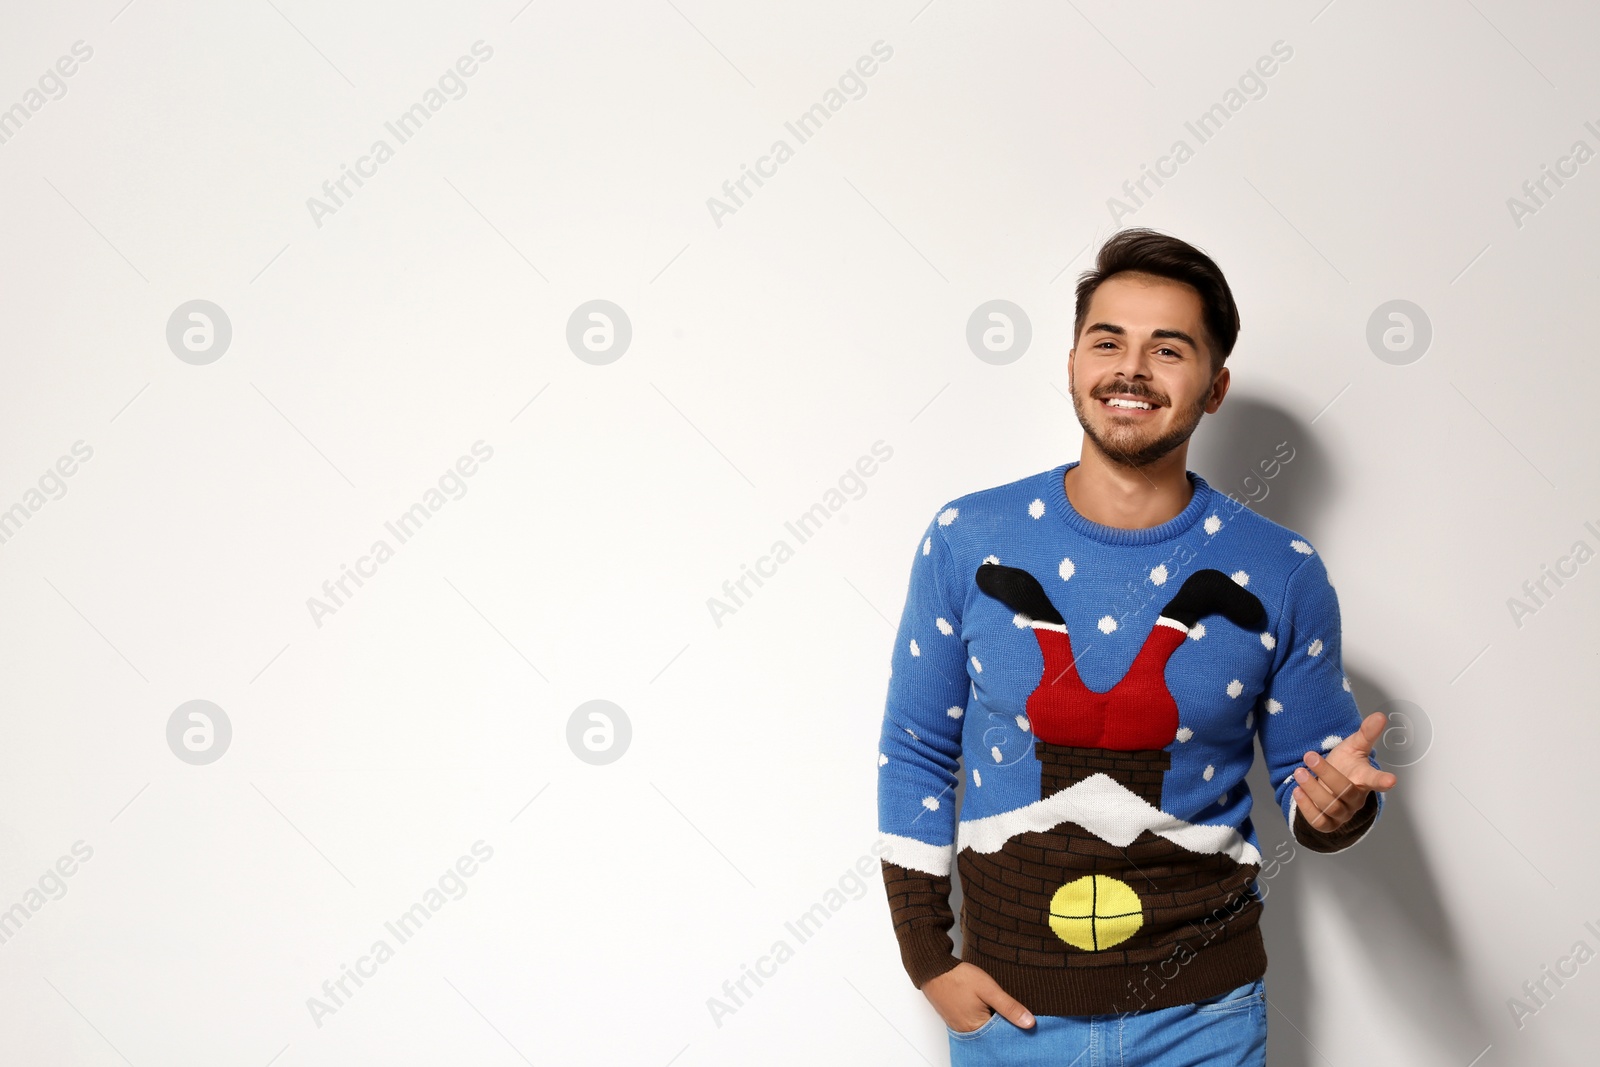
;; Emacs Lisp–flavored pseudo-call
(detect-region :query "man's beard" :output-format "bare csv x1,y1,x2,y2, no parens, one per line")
1068,373,1208,470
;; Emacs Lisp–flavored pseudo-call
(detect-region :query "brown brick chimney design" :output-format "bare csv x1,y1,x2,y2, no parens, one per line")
1036,742,1169,806
953,739,1262,970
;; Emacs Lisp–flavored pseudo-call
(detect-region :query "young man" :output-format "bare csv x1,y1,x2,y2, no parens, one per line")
875,228,1396,1064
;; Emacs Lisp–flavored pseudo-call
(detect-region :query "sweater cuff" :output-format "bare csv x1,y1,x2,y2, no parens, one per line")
881,861,961,988
1290,788,1380,853
899,927,963,989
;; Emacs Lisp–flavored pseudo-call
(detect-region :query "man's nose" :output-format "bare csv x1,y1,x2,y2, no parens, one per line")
1106,345,1154,384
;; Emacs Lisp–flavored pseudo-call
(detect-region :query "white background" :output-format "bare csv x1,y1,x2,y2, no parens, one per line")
0,1,1596,1064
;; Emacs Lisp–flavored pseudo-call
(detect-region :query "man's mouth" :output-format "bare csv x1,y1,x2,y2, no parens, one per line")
1098,394,1160,414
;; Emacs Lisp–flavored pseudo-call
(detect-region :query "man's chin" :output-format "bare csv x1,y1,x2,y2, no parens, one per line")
1085,424,1195,469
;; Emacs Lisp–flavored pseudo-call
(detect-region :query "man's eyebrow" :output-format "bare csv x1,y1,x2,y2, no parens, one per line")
1150,328,1199,349
1084,322,1200,349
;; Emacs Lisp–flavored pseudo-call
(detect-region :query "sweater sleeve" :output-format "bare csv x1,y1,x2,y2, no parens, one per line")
1255,550,1384,854
875,509,970,988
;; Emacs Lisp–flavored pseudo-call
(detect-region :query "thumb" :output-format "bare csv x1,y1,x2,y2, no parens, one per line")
978,976,1035,1029
1340,711,1386,758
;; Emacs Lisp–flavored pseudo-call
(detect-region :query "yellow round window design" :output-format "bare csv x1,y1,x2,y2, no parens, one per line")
1048,874,1143,951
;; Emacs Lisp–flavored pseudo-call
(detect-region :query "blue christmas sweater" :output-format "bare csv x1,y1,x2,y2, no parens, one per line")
875,459,1384,1015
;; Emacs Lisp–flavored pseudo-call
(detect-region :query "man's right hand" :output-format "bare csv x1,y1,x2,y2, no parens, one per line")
923,962,1037,1033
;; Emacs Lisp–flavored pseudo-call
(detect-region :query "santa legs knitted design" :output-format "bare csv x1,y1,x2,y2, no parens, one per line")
952,741,1267,1015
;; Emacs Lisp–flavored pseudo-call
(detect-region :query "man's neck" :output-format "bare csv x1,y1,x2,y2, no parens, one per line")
1063,449,1194,530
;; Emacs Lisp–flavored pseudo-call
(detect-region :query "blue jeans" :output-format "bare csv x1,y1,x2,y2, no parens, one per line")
946,977,1267,1067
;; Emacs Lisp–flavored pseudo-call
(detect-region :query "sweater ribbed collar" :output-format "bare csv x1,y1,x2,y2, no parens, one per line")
1047,460,1213,546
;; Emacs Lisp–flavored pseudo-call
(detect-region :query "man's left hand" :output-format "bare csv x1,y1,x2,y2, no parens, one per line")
1292,711,1399,832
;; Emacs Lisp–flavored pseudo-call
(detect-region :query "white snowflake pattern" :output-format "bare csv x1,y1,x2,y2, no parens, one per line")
1203,764,1216,781
1150,564,1169,585
1176,727,1194,742
984,553,1001,565
878,752,888,766
922,536,931,556
1265,698,1283,715
990,746,1003,763
947,705,964,719
1260,633,1276,651
936,617,954,636
973,769,983,787
1028,498,1046,519
1307,638,1323,657
922,796,940,811
1290,539,1314,555
1320,734,1343,751
1231,570,1250,586
938,507,960,526
1226,679,1244,698
1015,715,1030,732
1098,615,1118,634
909,639,920,657
1342,675,1351,692
1204,514,1223,535
1059,557,1076,581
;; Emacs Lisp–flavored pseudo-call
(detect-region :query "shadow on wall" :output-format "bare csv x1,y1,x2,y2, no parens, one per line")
1196,394,1488,1067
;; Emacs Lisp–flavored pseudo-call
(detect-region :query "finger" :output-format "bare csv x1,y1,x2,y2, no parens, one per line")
1307,756,1373,816
1293,785,1331,830
1303,750,1353,798
1312,746,1397,795
1319,738,1399,793
1293,770,1355,828
1294,784,1350,831
977,976,1036,1028
1292,764,1344,812
1346,761,1398,792
1345,711,1386,756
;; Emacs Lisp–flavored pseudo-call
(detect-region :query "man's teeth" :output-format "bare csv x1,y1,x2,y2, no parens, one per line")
1103,397,1154,410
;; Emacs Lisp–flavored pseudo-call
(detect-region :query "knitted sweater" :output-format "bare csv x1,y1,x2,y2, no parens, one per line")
875,459,1384,1016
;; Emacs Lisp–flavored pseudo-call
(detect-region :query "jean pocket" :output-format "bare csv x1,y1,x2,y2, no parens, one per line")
1192,977,1264,1015
946,1009,1003,1039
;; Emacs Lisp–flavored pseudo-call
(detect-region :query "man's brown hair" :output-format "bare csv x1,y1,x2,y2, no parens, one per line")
1073,228,1240,376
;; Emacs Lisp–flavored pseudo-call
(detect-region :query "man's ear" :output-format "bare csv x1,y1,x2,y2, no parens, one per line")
1205,365,1230,414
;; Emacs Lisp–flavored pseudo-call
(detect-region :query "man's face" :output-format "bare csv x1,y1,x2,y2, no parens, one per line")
1067,272,1227,470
